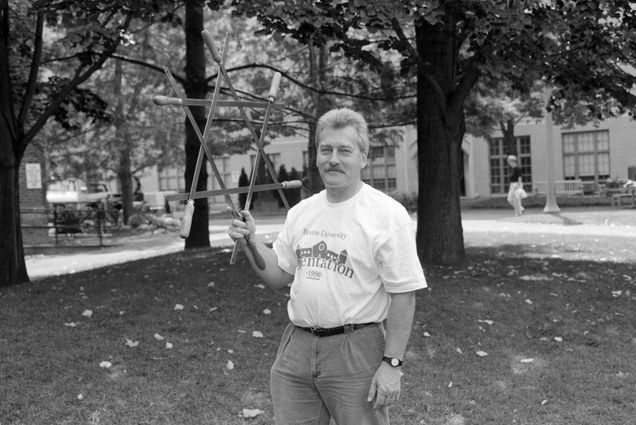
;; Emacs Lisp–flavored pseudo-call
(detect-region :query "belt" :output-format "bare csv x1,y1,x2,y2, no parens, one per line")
296,322,377,337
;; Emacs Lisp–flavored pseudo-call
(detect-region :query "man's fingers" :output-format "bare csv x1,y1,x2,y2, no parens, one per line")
366,380,377,403
239,209,252,220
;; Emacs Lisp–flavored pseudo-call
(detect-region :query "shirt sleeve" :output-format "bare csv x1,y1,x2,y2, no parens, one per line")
272,219,297,276
376,219,427,293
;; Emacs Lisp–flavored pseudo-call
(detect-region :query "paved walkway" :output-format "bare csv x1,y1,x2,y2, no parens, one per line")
25,207,635,281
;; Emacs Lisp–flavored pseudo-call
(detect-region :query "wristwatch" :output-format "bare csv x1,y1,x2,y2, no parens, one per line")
382,356,403,367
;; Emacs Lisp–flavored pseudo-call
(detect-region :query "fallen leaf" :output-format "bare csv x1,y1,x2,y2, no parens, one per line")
525,299,533,305
423,332,431,337
611,290,622,298
77,394,84,400
208,282,215,287
519,274,552,281
255,284,266,289
174,304,184,310
154,333,165,341
252,331,264,338
64,322,77,327
263,309,272,315
476,351,488,357
125,338,139,348
478,320,494,325
240,408,264,418
166,342,173,349
520,358,534,363
541,400,548,405
226,360,235,370
82,309,93,318
99,361,112,369
554,337,563,342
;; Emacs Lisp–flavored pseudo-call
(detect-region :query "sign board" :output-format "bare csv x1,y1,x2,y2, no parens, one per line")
25,163,42,189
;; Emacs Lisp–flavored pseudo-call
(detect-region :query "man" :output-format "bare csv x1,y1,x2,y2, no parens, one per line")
228,108,427,424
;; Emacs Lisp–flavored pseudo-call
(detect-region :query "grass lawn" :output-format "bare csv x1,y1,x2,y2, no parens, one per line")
2,231,635,424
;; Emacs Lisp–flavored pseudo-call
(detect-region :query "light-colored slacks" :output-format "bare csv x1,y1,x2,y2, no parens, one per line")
270,323,389,425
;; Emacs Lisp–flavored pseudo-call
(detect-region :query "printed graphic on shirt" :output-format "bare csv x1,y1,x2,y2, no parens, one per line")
295,240,354,281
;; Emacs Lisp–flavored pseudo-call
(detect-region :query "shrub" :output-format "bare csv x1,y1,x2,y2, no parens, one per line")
388,191,418,212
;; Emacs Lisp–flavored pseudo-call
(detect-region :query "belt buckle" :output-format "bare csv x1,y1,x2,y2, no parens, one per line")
343,324,355,334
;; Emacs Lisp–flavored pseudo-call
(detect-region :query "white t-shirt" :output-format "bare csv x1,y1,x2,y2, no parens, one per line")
273,183,427,328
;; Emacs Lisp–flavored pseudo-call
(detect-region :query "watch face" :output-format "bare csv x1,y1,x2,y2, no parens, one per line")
391,358,400,367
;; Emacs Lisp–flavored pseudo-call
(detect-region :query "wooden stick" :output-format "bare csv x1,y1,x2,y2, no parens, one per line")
201,30,290,210
161,64,240,219
230,72,282,265
153,96,282,110
165,180,302,202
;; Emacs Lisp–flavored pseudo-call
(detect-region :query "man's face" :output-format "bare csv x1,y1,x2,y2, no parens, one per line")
316,126,367,199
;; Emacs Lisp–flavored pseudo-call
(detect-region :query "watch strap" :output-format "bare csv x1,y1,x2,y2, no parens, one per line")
382,356,403,367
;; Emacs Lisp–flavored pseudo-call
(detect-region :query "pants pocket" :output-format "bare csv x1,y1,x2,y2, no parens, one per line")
275,322,296,360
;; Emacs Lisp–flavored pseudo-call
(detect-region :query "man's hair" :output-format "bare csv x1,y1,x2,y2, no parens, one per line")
315,108,369,155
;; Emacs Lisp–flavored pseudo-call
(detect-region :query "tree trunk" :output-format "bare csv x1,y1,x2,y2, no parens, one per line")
118,144,133,223
0,152,29,286
306,39,330,194
184,0,210,249
415,17,465,265
113,59,134,224
0,0,29,285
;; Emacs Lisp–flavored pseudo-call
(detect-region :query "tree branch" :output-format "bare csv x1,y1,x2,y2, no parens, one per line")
0,0,17,142
449,59,480,114
24,15,134,145
112,53,416,102
391,18,419,62
18,12,44,129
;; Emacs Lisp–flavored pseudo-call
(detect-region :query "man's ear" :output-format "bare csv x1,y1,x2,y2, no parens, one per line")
361,152,367,168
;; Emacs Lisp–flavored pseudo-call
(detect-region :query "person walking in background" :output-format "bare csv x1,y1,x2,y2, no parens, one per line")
227,107,427,425
506,155,527,216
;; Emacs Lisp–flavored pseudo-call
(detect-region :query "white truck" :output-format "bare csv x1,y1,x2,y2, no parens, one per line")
46,179,111,207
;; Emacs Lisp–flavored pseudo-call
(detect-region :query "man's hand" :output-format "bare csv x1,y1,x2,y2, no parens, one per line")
227,209,256,243
366,362,403,410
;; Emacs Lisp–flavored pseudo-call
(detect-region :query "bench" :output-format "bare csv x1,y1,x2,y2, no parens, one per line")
534,180,584,196
611,187,635,208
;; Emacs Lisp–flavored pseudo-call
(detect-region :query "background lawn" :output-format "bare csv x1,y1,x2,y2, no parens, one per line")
2,228,635,424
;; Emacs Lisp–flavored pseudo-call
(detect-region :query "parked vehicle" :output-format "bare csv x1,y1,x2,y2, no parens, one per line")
46,179,122,234
46,179,111,206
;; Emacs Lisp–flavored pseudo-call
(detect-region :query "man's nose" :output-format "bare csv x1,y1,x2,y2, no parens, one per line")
328,151,340,164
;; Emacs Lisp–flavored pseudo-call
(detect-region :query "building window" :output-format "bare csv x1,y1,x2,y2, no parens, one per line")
209,156,233,204
158,167,186,192
362,145,396,191
562,130,610,182
488,136,532,194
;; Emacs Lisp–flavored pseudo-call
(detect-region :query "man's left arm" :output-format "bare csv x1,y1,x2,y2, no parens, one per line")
367,290,417,410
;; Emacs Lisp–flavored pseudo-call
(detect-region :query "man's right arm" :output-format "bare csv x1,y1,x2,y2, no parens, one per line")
229,210,294,289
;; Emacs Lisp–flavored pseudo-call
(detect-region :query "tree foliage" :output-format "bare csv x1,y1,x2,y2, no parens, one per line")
222,0,636,265
1,0,181,286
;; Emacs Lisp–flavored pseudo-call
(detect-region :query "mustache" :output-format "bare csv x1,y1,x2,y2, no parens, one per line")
324,166,344,173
